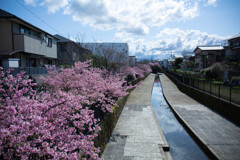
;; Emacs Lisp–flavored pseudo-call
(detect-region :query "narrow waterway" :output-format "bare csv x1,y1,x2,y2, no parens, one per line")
152,76,208,160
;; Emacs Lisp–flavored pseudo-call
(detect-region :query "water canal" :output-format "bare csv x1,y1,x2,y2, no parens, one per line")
152,76,208,160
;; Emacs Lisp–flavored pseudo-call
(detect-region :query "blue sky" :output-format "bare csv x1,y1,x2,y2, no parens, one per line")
1,0,240,59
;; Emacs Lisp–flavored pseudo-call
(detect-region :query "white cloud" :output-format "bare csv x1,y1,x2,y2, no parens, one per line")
207,0,217,6
40,0,69,13
115,28,227,59
155,28,226,51
40,0,200,35
24,0,38,6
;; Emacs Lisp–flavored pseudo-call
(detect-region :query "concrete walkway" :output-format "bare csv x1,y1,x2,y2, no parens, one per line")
160,74,240,160
102,74,172,160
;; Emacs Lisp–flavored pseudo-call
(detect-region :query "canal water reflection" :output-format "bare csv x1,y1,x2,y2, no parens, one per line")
152,76,208,160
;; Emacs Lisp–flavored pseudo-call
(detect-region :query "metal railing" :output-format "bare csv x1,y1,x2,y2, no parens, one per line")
166,70,240,105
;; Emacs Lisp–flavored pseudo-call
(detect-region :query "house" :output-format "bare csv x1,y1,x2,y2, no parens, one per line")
167,58,175,70
226,34,240,61
194,45,224,71
0,9,58,68
55,34,91,66
82,43,129,65
172,54,184,59
129,56,136,66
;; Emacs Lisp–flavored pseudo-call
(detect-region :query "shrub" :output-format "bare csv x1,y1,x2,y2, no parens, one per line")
176,70,203,78
201,63,224,80
231,76,240,86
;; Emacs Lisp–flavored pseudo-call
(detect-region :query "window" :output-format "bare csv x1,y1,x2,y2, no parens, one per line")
25,28,31,36
20,27,24,34
19,26,30,35
48,38,52,47
32,30,41,38
46,37,52,47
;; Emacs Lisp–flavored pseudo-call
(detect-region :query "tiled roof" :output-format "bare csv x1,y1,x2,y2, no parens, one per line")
54,34,72,42
194,46,224,52
228,34,240,41
198,46,224,51
173,54,183,58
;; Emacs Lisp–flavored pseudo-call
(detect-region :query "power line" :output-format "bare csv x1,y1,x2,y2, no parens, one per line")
14,0,63,36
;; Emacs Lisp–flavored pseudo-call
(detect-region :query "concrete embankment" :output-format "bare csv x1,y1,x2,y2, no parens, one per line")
160,73,240,160
102,74,172,160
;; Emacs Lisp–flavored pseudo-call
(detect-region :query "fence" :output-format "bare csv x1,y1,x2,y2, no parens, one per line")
166,70,240,106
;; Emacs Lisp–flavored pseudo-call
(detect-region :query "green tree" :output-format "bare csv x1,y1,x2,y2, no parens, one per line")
175,58,183,69
187,61,195,71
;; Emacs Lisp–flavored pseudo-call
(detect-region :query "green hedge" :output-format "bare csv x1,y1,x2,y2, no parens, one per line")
175,70,203,79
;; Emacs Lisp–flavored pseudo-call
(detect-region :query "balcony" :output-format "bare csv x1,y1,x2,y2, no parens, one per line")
13,34,57,59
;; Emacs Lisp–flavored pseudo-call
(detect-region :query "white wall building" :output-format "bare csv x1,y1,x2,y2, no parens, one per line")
82,43,129,65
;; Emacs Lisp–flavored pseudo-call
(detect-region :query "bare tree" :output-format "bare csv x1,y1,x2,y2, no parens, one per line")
57,33,92,66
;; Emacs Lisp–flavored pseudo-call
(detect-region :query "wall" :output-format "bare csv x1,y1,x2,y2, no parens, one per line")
0,20,12,54
14,34,57,59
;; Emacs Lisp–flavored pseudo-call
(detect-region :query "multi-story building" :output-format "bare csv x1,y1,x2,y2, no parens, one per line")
194,45,224,71
55,34,91,66
82,43,129,65
0,9,58,68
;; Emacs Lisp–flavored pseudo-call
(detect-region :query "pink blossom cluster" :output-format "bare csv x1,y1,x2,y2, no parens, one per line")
0,67,101,159
0,61,151,160
118,64,151,82
149,62,160,68
0,60,133,160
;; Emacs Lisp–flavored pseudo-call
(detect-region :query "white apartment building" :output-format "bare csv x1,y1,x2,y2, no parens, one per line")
82,43,129,65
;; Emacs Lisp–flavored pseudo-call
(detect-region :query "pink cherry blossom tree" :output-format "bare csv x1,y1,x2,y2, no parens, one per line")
0,61,151,160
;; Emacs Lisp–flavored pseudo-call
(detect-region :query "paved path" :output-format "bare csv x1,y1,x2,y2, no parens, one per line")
102,74,171,160
160,74,240,160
